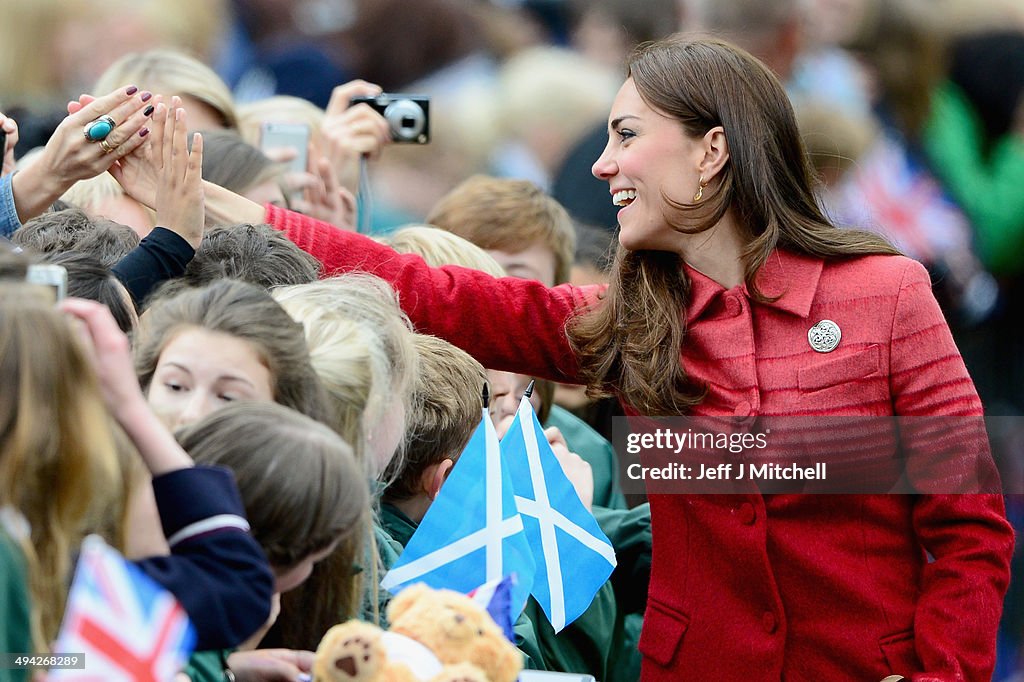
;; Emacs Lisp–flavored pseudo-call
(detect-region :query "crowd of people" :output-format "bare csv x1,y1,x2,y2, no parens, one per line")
1,0,1022,680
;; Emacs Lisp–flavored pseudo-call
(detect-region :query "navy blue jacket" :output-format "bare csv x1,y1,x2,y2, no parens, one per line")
138,466,274,650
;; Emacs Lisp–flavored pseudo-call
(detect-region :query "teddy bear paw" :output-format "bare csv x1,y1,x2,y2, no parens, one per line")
331,635,378,679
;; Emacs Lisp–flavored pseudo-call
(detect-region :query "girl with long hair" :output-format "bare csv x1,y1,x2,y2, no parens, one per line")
0,291,273,657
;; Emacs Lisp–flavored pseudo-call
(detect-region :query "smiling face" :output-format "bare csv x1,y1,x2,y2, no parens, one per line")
147,327,275,429
592,78,707,254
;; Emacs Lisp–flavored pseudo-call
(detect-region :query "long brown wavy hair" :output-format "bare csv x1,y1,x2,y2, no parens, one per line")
567,36,899,416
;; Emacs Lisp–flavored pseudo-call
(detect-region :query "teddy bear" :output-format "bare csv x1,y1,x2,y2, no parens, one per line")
312,583,523,682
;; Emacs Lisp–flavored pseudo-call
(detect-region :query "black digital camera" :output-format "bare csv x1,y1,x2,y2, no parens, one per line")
350,94,430,144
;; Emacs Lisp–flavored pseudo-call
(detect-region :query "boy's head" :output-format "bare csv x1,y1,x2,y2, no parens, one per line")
426,175,576,286
383,334,486,507
14,208,140,267
151,223,320,303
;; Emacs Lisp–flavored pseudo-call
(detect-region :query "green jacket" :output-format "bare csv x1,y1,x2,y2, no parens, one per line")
181,650,232,682
924,81,1024,274
0,529,31,682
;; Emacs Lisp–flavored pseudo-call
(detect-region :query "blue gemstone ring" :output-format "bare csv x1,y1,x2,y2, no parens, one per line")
83,115,117,142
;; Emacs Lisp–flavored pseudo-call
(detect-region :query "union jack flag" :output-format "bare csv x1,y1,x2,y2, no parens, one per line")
51,535,197,682
829,131,973,263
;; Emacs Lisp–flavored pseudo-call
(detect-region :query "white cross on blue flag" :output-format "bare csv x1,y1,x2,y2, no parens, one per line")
380,410,537,615
501,396,617,632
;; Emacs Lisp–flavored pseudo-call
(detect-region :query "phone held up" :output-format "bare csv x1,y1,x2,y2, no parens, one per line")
349,94,430,144
25,264,68,303
259,122,310,174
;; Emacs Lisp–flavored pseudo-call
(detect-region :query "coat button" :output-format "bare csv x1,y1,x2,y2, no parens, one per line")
733,401,752,417
762,611,778,634
738,502,756,525
725,295,742,317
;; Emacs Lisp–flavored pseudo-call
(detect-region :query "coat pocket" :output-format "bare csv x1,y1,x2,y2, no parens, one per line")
638,600,689,667
798,344,881,392
879,629,921,674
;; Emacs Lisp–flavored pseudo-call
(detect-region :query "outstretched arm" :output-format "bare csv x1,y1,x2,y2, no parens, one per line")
112,102,205,304
262,203,597,383
115,142,601,383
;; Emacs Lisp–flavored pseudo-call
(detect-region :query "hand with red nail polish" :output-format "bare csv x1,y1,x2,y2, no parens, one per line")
10,85,152,224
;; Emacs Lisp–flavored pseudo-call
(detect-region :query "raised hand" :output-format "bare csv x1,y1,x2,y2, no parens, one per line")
321,79,391,191
1,112,19,176
289,152,357,231
108,95,178,211
59,297,147,422
11,86,154,222
154,104,204,248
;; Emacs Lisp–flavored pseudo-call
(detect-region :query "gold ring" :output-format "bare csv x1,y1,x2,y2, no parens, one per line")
99,139,117,154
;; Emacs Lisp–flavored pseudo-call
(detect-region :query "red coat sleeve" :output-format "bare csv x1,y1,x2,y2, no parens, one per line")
264,205,594,382
889,259,1014,682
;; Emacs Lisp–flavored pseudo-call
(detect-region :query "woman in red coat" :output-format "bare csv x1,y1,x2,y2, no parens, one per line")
122,35,1013,682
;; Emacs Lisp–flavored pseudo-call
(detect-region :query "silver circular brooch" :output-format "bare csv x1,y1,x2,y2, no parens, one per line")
808,319,841,353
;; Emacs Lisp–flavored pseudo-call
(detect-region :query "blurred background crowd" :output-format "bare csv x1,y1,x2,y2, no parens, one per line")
7,0,1024,411
2,0,1023,678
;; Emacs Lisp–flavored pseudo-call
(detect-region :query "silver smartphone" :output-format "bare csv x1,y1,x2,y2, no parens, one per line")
25,264,68,302
259,122,310,174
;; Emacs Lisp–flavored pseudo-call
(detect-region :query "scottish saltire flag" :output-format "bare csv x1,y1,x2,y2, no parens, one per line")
502,396,616,632
51,535,197,682
468,575,517,642
381,411,537,615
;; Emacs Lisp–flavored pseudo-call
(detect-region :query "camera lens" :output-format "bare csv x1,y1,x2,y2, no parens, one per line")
383,99,426,142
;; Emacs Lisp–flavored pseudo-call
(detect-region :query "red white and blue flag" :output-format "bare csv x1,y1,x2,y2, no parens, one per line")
51,535,197,682
830,131,973,263
468,575,517,643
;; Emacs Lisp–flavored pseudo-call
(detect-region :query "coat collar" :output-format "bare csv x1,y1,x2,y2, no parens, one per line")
685,248,824,322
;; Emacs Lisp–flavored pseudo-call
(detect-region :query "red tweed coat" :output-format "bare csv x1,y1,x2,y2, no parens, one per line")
267,206,1014,682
